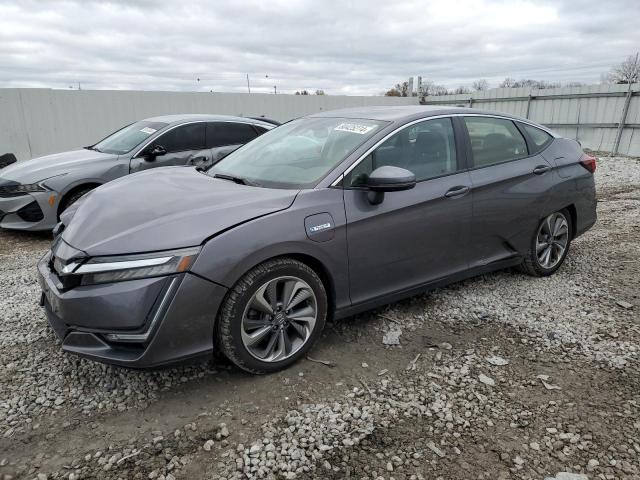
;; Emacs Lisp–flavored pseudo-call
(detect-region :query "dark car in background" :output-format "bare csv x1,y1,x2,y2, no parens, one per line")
0,114,275,231
37,106,597,373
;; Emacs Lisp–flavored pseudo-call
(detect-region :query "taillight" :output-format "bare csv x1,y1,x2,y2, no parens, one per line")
579,153,597,174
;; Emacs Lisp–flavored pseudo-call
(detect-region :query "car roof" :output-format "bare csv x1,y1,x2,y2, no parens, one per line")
142,113,274,127
308,105,522,122
307,105,554,135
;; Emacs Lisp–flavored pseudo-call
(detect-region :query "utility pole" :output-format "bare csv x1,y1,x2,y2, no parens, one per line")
246,74,251,93
612,51,639,156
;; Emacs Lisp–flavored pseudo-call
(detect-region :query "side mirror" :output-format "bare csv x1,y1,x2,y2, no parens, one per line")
366,166,416,205
144,145,167,160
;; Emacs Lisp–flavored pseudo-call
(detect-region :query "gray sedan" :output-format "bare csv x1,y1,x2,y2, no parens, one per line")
38,106,597,373
0,114,275,231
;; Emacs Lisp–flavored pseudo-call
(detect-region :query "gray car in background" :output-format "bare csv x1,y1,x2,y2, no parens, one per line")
0,114,275,231
37,106,597,373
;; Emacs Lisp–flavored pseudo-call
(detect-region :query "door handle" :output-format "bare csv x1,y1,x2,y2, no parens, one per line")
533,165,552,175
444,185,470,198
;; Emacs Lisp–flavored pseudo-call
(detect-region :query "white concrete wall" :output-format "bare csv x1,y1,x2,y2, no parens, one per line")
0,89,419,161
423,83,640,156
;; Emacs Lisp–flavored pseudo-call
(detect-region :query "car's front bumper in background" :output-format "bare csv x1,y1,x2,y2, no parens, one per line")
0,190,58,231
37,253,227,368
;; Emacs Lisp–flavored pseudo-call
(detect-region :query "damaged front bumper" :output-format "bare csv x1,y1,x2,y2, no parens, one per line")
37,250,228,368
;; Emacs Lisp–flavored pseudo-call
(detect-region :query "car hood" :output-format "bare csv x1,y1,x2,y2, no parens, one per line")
0,149,117,184
61,167,299,256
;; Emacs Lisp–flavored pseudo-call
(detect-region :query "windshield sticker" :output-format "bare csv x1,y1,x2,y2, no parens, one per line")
140,127,157,135
334,123,377,135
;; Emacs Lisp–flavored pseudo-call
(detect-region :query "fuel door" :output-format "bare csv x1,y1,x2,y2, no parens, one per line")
305,212,335,242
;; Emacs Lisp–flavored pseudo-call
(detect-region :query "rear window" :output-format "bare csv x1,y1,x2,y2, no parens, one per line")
206,122,258,148
464,117,529,168
520,123,553,152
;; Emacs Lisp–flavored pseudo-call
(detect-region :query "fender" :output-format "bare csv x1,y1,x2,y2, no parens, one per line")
191,188,351,311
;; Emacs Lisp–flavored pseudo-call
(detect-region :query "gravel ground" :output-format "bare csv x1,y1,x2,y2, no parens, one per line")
0,155,639,480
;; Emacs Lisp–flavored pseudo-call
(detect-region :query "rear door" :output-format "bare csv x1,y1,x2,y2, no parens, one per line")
130,122,207,173
464,116,555,267
203,122,259,169
342,116,473,305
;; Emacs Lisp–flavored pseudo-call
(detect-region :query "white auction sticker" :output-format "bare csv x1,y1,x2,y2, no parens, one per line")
140,127,157,135
334,123,376,135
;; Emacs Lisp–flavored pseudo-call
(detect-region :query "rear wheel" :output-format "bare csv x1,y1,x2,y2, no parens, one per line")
520,210,571,277
216,258,327,374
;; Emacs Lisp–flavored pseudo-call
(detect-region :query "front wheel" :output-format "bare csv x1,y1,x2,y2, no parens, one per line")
216,258,327,374
520,210,572,277
58,186,95,217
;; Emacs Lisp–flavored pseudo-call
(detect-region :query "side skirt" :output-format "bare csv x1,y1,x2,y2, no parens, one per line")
333,256,522,320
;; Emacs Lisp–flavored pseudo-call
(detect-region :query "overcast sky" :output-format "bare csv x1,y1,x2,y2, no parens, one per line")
0,0,638,95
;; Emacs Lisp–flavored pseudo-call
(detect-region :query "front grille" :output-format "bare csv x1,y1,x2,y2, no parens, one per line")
17,201,44,222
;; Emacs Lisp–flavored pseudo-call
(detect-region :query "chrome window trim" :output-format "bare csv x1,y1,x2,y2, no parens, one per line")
329,113,557,187
131,120,273,158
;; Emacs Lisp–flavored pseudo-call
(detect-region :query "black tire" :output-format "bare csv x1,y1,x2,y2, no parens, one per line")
58,186,95,217
216,258,327,374
519,209,572,277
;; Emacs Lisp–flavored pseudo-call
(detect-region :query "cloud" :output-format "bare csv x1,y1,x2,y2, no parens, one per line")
0,0,638,95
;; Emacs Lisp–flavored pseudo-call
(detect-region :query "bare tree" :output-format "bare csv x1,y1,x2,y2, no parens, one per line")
315,90,326,95
499,78,561,89
472,79,489,91
608,54,640,84
453,86,470,95
500,77,516,88
420,79,448,97
295,90,310,95
385,81,410,97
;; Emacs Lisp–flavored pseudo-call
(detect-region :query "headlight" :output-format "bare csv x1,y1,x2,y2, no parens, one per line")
60,247,201,285
0,183,47,197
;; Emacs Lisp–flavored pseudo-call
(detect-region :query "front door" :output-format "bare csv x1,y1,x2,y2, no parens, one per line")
342,117,473,306
130,122,208,173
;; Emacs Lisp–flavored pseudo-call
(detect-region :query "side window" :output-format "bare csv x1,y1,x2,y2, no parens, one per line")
206,122,258,148
155,123,205,153
344,118,457,187
464,117,528,167
520,123,553,152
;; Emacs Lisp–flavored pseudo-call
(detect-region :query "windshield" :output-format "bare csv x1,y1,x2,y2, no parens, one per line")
208,117,387,188
92,121,169,155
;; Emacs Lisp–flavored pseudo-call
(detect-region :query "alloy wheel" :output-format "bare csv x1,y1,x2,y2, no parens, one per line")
241,276,317,362
535,212,569,269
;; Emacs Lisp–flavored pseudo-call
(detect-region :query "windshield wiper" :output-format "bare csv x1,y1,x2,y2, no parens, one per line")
84,145,102,153
213,173,256,186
